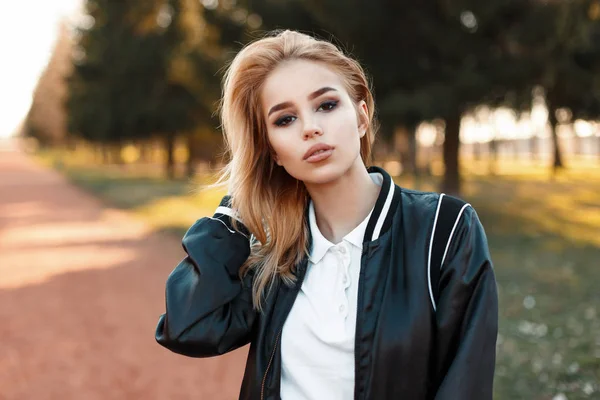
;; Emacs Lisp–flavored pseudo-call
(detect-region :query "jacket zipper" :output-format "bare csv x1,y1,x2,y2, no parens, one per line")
354,244,369,400
261,330,281,400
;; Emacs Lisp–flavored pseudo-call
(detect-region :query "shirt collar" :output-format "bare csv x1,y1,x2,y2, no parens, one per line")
308,171,384,264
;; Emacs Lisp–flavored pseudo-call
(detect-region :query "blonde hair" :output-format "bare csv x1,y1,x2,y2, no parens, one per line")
205,30,377,310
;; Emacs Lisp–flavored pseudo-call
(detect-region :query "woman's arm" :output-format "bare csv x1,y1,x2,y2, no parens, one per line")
433,206,499,399
155,195,258,358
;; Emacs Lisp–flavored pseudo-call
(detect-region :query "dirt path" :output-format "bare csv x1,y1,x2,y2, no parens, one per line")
0,140,247,400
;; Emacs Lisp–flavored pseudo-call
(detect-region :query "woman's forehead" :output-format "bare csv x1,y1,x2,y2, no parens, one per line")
261,60,346,106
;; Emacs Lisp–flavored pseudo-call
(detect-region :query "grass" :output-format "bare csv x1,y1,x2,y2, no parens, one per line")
36,150,600,399
462,174,600,399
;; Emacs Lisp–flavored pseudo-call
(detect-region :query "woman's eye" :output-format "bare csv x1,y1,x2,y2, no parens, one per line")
317,100,338,112
275,115,296,127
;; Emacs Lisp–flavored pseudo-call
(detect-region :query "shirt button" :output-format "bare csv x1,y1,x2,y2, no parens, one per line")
339,246,346,254
342,276,348,284
339,304,345,313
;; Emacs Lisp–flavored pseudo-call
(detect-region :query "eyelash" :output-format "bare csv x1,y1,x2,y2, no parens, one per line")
274,100,339,127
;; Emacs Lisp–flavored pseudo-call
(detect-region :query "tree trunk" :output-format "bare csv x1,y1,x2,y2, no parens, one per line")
473,142,481,161
139,141,152,163
94,146,103,163
529,135,538,161
399,124,418,174
406,124,421,188
164,133,176,180
186,133,198,179
375,123,393,163
547,106,565,175
488,138,498,175
112,143,124,165
102,144,110,164
441,115,461,196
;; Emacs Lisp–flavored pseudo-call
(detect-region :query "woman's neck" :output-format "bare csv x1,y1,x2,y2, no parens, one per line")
306,161,381,244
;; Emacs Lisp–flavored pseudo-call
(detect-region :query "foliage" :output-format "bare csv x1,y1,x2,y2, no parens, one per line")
64,0,600,185
66,0,208,143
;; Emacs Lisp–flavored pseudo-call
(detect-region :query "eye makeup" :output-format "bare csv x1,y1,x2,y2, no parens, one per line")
273,99,340,127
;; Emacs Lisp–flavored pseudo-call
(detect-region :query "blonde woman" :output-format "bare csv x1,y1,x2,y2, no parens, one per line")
155,30,498,400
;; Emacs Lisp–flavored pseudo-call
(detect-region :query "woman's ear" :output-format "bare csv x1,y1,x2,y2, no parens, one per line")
271,149,282,166
357,100,369,138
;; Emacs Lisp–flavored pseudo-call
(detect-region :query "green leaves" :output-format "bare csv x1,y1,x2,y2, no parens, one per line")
66,0,212,145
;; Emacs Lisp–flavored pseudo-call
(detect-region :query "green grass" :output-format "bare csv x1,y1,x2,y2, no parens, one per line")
37,150,600,399
463,175,600,400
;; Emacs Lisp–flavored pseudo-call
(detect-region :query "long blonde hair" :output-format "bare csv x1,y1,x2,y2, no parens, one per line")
205,30,377,310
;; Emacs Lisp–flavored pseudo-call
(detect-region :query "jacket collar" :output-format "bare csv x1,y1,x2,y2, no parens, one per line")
304,165,399,263
363,165,399,242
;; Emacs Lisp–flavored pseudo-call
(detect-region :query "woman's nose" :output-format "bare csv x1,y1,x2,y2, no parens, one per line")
303,120,323,139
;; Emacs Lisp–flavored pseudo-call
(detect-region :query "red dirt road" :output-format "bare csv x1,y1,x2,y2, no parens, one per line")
0,140,247,400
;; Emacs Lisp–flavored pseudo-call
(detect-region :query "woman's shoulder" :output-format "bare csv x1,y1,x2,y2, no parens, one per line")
395,186,478,232
397,186,442,213
398,186,470,211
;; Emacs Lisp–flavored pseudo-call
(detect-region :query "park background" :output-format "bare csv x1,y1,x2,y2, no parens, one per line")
0,0,599,399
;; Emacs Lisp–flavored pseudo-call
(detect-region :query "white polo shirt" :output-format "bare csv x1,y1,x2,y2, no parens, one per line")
280,172,383,400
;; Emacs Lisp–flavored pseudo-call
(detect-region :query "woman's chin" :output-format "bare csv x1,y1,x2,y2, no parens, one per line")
301,167,345,186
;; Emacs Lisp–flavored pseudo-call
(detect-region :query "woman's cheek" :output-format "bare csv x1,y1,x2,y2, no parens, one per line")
274,142,293,165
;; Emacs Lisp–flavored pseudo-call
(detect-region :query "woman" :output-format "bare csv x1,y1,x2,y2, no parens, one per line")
155,30,498,400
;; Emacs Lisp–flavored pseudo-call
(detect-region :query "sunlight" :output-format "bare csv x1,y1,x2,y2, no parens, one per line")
0,203,151,289
574,120,596,137
416,122,438,146
0,246,139,289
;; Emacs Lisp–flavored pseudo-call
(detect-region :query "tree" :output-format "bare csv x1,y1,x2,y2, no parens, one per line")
67,1,165,150
152,0,209,179
66,0,211,178
507,0,600,173
253,0,537,194
24,20,73,147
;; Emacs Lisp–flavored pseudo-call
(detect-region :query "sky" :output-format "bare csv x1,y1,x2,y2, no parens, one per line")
0,0,81,138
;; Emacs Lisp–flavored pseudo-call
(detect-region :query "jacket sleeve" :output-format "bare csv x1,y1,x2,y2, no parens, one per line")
434,205,499,400
155,195,257,358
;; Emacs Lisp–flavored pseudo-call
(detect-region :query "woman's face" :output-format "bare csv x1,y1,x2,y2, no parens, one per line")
261,59,368,185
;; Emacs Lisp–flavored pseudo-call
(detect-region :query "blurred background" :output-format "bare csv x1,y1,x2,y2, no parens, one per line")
1,0,599,399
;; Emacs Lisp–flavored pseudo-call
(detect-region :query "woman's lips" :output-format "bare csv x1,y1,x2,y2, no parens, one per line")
305,149,334,163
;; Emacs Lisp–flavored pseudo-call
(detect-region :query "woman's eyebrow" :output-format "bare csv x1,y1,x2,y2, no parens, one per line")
267,87,338,117
308,86,337,101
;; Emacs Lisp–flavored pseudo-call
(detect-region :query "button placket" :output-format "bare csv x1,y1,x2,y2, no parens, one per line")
341,246,351,293
339,248,351,320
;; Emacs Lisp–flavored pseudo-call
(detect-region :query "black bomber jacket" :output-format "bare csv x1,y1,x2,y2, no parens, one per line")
155,166,499,399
